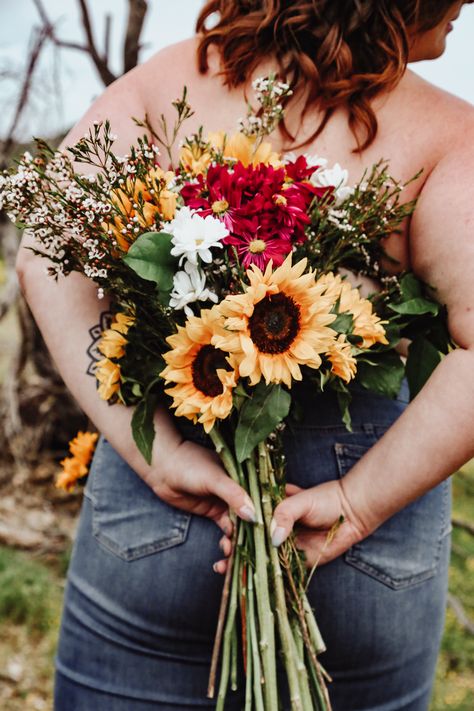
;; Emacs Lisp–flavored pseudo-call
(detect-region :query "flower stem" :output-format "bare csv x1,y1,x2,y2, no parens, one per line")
209,427,241,484
258,442,304,710
207,524,238,699
216,546,241,711
246,454,278,710
248,568,265,711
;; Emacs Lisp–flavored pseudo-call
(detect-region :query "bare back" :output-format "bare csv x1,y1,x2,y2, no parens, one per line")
124,38,472,273
39,35,474,349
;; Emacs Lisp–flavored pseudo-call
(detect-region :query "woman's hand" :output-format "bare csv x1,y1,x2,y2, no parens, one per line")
214,479,373,574
146,438,257,538
269,481,371,567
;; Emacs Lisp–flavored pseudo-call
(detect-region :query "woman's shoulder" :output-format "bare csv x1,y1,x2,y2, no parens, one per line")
137,37,209,100
401,69,474,149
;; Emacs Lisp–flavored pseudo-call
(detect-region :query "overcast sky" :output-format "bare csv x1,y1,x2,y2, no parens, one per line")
1,0,473,141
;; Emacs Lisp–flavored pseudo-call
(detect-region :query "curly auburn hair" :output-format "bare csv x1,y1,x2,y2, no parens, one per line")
196,1,464,151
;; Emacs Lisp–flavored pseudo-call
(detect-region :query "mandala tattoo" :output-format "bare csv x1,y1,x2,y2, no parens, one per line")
86,310,114,377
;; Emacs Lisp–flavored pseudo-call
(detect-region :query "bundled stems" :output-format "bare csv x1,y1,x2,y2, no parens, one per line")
208,428,331,710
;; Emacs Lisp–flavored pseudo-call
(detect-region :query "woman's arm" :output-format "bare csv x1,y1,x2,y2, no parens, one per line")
16,68,256,534
269,114,474,563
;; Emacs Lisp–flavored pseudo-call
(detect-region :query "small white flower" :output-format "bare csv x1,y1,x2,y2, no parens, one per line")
169,262,218,316
168,207,228,266
284,152,328,169
310,163,354,205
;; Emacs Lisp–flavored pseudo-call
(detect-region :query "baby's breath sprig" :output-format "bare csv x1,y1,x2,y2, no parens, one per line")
238,74,292,143
134,86,195,167
303,160,421,279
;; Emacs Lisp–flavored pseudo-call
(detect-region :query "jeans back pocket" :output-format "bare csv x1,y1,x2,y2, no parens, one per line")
335,442,452,590
85,436,191,561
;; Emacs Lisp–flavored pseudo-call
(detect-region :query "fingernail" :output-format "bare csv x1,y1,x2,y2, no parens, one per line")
271,520,287,547
213,562,221,573
239,504,257,523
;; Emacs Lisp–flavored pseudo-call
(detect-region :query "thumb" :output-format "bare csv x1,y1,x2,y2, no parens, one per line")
209,473,257,523
271,481,344,547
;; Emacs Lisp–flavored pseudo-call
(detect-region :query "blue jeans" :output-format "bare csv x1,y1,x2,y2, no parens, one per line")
54,381,451,710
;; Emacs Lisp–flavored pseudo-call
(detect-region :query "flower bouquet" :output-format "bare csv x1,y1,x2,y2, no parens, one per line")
1,77,454,710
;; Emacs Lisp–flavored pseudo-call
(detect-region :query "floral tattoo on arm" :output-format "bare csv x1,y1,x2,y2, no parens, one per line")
86,309,114,377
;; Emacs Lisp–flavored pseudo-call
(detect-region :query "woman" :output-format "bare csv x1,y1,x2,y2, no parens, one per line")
15,1,474,709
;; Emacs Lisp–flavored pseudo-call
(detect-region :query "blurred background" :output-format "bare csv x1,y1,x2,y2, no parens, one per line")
0,2,473,709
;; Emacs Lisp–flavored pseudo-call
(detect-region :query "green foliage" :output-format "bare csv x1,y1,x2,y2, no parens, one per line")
389,297,440,316
235,383,291,462
406,337,443,398
0,547,61,635
357,351,405,399
131,388,160,465
123,231,177,304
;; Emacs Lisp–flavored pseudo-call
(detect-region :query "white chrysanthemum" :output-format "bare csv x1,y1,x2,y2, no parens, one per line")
310,163,354,205
284,152,328,170
169,261,218,316
168,206,228,266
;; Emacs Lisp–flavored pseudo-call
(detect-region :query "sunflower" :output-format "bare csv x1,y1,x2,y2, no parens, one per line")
318,273,388,348
69,431,99,467
326,335,357,383
98,328,128,359
56,431,98,492
97,311,135,359
56,457,88,492
95,358,121,400
161,309,237,432
212,255,338,388
208,131,282,168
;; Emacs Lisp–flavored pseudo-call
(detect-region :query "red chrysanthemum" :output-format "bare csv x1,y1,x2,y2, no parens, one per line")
181,161,320,268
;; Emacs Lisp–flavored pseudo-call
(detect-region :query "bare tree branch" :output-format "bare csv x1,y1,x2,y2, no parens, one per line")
104,14,113,68
124,0,148,73
32,0,117,87
452,517,474,536
76,0,117,86
447,593,474,635
1,26,49,159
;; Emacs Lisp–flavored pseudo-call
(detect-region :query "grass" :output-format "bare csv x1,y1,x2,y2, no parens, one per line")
0,546,64,710
0,469,472,709
431,462,474,710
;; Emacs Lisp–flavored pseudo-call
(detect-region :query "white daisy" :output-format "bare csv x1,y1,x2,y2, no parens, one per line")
310,163,354,205
169,262,218,317
168,206,228,266
284,152,328,170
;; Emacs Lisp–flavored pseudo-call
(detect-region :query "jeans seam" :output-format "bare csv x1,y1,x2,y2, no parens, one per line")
89,435,193,561
335,442,449,590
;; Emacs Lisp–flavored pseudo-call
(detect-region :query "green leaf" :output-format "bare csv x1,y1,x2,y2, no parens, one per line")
331,313,353,334
400,273,422,301
123,232,177,302
235,383,291,462
336,388,353,432
357,351,405,399
405,338,442,399
131,392,159,465
389,297,439,317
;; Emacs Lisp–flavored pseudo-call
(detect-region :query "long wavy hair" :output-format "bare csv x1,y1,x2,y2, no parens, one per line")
196,0,462,151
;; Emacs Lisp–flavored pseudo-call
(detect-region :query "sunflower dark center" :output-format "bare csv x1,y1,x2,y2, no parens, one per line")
249,293,301,354
192,345,228,397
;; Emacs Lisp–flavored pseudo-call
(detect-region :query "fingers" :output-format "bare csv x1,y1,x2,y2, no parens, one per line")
285,483,303,496
213,559,228,575
213,535,232,575
210,473,257,524
271,481,344,547
214,510,234,536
